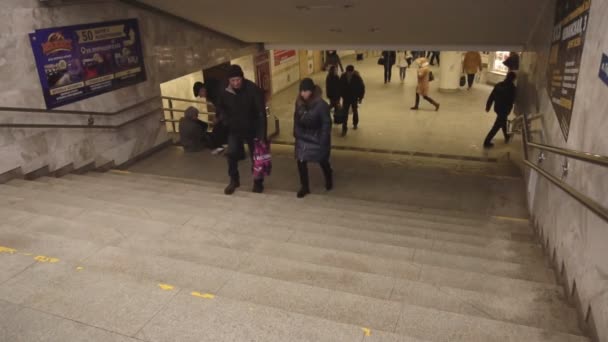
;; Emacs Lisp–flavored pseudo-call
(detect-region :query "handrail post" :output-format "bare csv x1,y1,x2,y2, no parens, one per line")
521,112,530,161
168,99,176,133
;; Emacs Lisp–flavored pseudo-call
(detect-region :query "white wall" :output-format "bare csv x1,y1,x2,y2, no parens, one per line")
269,50,300,94
519,0,608,339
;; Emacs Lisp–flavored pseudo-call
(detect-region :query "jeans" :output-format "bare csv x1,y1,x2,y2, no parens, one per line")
467,73,476,88
226,134,259,181
429,52,440,65
297,159,332,189
384,64,392,83
484,114,509,144
342,100,359,131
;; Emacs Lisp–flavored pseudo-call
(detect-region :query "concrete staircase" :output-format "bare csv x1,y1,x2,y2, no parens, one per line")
0,170,589,341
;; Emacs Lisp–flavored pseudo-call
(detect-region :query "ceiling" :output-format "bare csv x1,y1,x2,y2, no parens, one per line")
135,0,550,50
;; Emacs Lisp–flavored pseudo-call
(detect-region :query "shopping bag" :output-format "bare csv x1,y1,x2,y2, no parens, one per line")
333,107,347,124
252,139,272,178
460,75,466,87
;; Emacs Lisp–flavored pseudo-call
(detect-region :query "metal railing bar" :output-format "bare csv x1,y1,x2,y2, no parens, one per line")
0,96,160,116
161,96,207,105
0,109,160,129
527,142,608,167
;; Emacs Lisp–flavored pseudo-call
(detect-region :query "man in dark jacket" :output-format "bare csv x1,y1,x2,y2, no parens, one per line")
484,72,517,148
339,65,365,136
325,65,341,115
324,50,344,73
381,50,397,83
216,64,267,194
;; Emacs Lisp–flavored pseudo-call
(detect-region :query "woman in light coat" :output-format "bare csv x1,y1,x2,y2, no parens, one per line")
293,78,333,198
397,51,411,82
411,58,440,111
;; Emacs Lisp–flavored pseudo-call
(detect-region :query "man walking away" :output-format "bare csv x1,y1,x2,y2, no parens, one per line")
325,65,341,115
381,50,397,83
339,65,365,136
484,72,517,148
463,51,483,90
216,65,268,194
324,50,344,73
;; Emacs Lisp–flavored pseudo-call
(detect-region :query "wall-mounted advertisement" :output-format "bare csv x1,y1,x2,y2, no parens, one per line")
547,0,591,141
273,50,296,67
29,19,147,109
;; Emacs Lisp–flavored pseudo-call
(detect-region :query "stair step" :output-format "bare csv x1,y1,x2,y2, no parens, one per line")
83,245,580,335
95,171,533,234
1,181,545,265
23,177,538,249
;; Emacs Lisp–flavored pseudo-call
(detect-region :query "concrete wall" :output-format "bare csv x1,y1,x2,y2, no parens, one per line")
519,0,608,339
0,0,257,174
269,50,300,95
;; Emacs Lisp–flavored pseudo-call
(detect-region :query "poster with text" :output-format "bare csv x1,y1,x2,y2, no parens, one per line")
547,0,591,141
29,19,147,109
273,50,296,67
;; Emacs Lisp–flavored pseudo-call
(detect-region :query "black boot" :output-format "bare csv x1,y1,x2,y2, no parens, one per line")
323,165,334,191
224,178,240,195
252,179,264,193
297,187,310,198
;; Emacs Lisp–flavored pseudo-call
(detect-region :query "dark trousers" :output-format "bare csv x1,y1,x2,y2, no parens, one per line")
384,64,392,83
329,98,341,115
467,73,476,88
484,114,509,144
226,134,260,181
342,100,359,131
210,122,228,148
399,67,407,81
414,93,438,108
297,159,332,189
429,52,440,65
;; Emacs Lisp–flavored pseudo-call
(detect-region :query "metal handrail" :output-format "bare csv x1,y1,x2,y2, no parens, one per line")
521,112,608,222
0,109,160,129
161,96,206,105
0,96,161,116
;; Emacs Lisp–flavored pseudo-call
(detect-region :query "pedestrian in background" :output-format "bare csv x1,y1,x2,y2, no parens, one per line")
324,50,344,73
410,58,440,111
463,51,483,90
484,72,517,148
325,65,341,116
397,51,411,83
381,50,397,83
293,78,333,198
339,65,366,136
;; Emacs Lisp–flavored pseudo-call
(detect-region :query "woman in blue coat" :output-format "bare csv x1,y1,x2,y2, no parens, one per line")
293,78,333,198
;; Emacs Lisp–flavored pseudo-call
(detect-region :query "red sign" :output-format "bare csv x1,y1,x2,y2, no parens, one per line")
273,50,296,66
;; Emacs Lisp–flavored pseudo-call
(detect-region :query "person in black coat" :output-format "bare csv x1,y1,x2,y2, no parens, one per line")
339,65,365,136
325,65,341,115
484,72,517,148
216,65,268,194
503,52,520,71
294,78,333,198
324,50,344,73
381,50,397,83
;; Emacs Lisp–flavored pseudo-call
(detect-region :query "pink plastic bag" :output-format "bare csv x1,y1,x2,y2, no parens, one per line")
253,139,272,179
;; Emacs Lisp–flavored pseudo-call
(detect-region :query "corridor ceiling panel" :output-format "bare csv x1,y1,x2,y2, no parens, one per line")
135,0,549,49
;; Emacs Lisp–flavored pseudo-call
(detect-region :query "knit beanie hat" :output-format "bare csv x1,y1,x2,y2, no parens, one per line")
184,106,199,119
299,78,315,92
227,65,244,78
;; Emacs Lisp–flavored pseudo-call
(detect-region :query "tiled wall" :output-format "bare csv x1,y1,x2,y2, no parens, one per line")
519,0,608,339
0,0,258,174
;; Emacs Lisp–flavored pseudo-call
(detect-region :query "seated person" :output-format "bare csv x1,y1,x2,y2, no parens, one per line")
193,80,227,155
179,106,209,152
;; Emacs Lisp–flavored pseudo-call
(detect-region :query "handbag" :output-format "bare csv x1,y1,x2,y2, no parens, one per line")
459,75,466,87
428,71,435,82
377,57,385,65
252,139,272,178
334,107,347,124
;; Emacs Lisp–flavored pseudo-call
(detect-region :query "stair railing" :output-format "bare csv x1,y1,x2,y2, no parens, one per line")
519,112,608,222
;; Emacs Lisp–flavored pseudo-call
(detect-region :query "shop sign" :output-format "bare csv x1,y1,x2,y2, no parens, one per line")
273,50,297,67
29,19,146,109
547,0,591,141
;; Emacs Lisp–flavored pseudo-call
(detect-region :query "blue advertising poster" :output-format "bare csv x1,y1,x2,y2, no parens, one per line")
600,53,608,87
29,19,146,109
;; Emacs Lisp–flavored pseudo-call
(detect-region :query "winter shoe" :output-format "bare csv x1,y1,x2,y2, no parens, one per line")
297,187,310,198
483,142,495,149
224,179,240,195
252,180,264,193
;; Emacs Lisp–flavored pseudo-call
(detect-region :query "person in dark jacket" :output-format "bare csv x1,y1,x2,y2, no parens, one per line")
179,106,209,152
503,52,520,71
293,78,333,198
216,64,268,194
339,65,365,136
324,50,344,73
484,72,517,148
381,50,397,83
194,81,227,155
325,65,341,115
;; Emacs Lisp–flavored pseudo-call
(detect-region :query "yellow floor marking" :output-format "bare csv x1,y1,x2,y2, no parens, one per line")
361,327,372,336
0,246,17,254
158,283,175,291
492,216,529,223
34,255,60,263
191,291,215,299
76,266,84,271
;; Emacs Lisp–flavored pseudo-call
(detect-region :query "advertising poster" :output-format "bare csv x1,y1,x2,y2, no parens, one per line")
547,0,591,141
29,19,147,109
273,50,296,67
